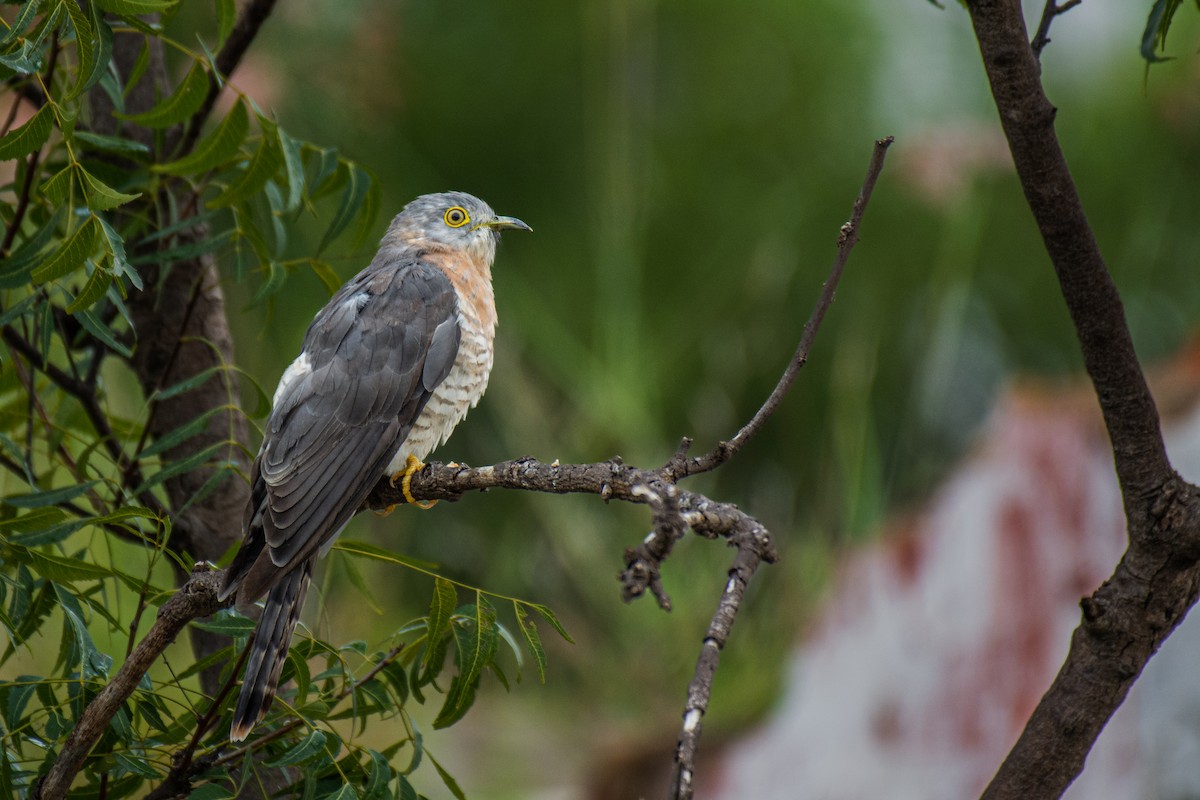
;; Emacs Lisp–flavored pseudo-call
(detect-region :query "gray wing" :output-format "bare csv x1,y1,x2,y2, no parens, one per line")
222,257,460,602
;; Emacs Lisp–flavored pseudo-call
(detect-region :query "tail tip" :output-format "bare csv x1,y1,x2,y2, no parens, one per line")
230,719,252,742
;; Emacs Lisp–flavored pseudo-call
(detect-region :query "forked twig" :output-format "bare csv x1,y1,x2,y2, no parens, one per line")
1030,0,1082,60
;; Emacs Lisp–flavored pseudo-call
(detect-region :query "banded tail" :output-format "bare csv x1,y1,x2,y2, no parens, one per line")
226,558,313,742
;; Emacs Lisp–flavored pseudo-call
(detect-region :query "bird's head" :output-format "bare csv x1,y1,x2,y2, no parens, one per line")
384,191,531,264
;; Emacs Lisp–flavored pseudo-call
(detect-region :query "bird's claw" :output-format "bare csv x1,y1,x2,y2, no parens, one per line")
389,454,438,510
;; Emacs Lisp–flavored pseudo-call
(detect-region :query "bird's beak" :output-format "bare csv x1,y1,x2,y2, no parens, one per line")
483,215,532,233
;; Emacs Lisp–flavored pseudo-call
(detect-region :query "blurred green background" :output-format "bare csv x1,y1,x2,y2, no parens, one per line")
184,1,1200,795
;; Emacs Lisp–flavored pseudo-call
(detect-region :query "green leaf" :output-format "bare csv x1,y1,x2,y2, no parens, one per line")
309,148,342,199
73,131,150,158
251,259,286,304
114,752,158,779
0,507,67,533
53,584,104,677
139,405,228,458
428,753,466,800
62,0,97,101
340,556,383,615
0,0,43,48
39,166,76,205
91,506,161,532
31,216,97,284
154,364,226,400
265,729,329,768
0,39,43,74
396,775,417,800
133,440,229,495
0,211,62,287
357,169,381,245
93,0,179,13
209,125,281,208
186,784,234,800
276,125,304,213
66,261,113,313
515,603,547,683
323,785,359,800
362,749,392,800
401,728,423,775
0,104,52,161
191,611,255,637
3,678,38,728
317,164,370,255
433,597,497,729
131,226,234,266
531,603,574,643
215,0,237,48
422,578,456,676
4,480,99,508
95,215,142,290
308,260,342,296
81,168,141,210
84,2,115,97
116,60,208,129
74,307,132,357
155,97,249,177
124,39,150,100
1142,0,1183,63
18,548,112,584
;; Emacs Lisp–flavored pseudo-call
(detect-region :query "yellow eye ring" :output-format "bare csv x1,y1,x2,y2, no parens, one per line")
444,206,470,228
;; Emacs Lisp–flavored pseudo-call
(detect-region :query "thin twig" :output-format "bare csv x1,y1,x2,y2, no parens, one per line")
1030,0,1082,60
668,136,894,480
670,539,766,799
1,90,23,137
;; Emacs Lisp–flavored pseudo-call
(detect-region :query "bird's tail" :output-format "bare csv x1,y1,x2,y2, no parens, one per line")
230,558,314,742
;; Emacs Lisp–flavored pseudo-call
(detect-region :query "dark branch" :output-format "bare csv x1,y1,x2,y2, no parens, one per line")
965,1,1200,798
968,0,1170,508
0,31,58,259
179,0,279,153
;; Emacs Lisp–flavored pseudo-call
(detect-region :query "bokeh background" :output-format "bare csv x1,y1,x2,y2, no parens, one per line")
177,1,1200,796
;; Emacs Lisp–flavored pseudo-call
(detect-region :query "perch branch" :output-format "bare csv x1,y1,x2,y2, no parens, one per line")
965,1,1200,799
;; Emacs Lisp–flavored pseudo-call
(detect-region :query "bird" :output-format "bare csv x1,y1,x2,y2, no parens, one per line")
218,191,530,741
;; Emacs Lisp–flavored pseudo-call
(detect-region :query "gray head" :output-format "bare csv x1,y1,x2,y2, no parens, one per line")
382,191,531,265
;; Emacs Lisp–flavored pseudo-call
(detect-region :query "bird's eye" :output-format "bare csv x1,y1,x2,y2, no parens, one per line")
444,206,470,228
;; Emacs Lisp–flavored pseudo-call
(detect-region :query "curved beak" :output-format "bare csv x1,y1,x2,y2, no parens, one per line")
484,215,532,233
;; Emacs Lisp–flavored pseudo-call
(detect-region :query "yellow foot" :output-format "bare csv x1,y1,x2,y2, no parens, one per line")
374,504,399,517
389,454,438,510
